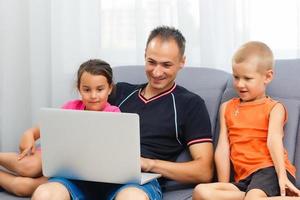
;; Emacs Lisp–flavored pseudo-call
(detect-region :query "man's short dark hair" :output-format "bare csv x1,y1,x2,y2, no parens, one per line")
146,26,186,56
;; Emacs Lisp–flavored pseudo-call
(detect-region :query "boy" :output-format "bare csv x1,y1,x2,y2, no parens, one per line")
193,41,300,200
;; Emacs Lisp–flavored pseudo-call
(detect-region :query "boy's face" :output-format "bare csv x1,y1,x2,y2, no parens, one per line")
144,37,185,95
232,61,273,102
78,72,112,111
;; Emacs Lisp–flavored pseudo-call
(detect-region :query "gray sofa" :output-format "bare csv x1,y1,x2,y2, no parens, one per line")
1,59,299,199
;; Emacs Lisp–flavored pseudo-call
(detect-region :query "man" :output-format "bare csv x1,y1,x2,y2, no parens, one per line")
32,26,213,200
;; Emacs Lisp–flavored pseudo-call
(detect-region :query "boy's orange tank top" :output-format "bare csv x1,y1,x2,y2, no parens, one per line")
225,97,296,182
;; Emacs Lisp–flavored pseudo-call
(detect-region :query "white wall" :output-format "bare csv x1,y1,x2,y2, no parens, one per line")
0,0,31,151
0,0,51,151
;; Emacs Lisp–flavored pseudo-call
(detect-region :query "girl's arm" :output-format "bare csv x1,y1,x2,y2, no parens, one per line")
215,102,231,182
268,103,300,196
18,126,40,160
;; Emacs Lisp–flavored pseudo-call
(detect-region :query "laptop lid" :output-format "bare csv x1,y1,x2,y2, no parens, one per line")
39,108,155,184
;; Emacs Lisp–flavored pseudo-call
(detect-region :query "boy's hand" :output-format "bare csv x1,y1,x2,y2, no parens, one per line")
279,177,300,196
18,130,36,160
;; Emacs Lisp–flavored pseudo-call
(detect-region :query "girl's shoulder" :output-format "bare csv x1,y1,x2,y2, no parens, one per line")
61,99,84,110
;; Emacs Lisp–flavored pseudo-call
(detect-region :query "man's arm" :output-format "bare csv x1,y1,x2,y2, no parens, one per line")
141,142,213,183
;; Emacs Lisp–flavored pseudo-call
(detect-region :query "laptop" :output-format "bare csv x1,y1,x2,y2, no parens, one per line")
39,108,161,185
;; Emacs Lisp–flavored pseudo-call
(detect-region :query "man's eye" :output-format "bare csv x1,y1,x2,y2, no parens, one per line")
148,61,156,65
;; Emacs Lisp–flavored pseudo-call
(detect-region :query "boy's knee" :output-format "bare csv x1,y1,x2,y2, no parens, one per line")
193,184,212,200
115,187,149,200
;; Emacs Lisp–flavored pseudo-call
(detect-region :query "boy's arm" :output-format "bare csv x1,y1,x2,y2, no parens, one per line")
268,103,300,196
215,102,231,182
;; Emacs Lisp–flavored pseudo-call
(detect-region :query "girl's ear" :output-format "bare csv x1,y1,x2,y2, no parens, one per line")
264,69,273,84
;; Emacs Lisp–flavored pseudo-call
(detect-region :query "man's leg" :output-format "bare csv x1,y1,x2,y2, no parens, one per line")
115,187,149,200
32,182,71,200
109,179,162,200
193,182,245,200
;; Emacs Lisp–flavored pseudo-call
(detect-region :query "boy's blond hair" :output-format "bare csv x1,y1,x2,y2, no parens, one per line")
232,41,274,72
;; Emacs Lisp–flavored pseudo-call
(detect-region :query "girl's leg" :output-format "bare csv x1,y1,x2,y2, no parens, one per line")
0,170,47,196
0,151,42,177
193,182,245,200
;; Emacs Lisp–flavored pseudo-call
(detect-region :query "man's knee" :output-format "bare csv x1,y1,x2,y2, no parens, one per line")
115,187,149,200
32,182,70,200
193,184,212,200
32,183,53,200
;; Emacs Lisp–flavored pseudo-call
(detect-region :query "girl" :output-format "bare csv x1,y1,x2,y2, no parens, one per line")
0,59,119,197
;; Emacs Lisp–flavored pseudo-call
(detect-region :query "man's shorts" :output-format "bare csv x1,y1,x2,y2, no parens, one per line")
49,177,162,200
233,166,295,197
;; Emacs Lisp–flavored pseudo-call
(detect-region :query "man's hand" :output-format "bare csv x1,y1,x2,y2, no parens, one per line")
141,157,156,172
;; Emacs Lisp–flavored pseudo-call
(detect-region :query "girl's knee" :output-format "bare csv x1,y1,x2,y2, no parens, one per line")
17,157,42,177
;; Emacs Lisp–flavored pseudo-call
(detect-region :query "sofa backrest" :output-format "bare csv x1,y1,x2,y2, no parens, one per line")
220,59,300,186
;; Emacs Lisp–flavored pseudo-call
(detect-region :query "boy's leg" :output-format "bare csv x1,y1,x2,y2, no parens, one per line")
0,151,42,177
192,182,245,200
109,179,162,200
245,189,300,200
244,167,300,200
0,170,47,196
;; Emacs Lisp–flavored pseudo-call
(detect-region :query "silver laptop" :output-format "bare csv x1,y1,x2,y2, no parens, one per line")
39,108,161,185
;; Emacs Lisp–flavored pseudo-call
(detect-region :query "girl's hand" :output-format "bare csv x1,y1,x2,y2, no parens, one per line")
18,130,36,160
279,176,300,196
